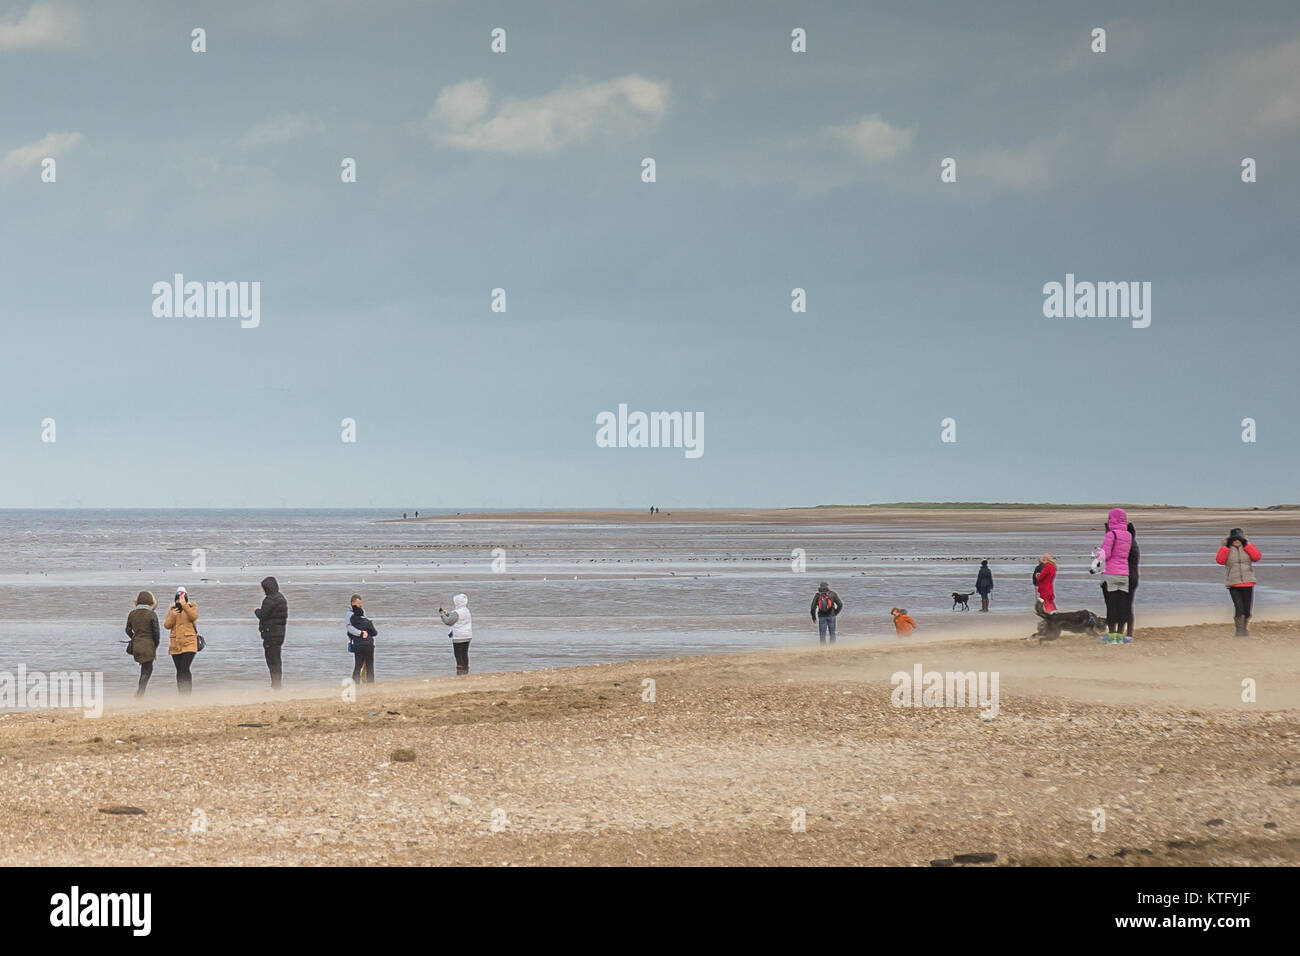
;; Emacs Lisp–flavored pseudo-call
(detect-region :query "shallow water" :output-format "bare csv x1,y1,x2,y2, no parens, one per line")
0,509,1296,703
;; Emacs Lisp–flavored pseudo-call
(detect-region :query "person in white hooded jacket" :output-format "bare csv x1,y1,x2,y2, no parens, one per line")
438,593,473,675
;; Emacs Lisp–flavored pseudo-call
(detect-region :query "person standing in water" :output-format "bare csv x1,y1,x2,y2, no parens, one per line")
1126,522,1140,639
975,560,994,612
124,590,160,698
1097,508,1133,644
254,576,288,690
810,582,843,644
439,593,473,675
164,586,200,694
1216,527,1261,637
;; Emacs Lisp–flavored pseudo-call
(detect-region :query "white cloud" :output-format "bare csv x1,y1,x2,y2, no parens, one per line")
426,75,670,154
0,1,83,51
821,114,916,163
1,131,82,179
242,112,325,147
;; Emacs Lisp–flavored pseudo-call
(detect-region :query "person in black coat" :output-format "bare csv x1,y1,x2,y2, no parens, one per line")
254,576,289,689
1126,522,1140,638
975,560,994,612
347,594,378,683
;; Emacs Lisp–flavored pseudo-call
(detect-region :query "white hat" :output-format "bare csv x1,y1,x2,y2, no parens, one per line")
175,586,188,598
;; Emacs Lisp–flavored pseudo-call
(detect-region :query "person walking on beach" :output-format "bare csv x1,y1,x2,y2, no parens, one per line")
124,590,160,698
164,586,200,694
439,593,473,675
347,593,378,683
1216,528,1262,637
975,560,994,612
1097,508,1133,644
1126,522,1140,639
810,581,843,644
1033,554,1057,613
254,576,288,690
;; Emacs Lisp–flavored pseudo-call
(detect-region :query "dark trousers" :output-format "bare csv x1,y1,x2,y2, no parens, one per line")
173,651,195,694
136,660,153,697
1230,586,1254,619
1101,585,1132,634
452,639,470,674
263,639,284,689
1127,580,1138,635
352,645,374,683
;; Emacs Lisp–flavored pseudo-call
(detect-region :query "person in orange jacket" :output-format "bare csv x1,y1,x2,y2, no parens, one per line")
890,607,916,636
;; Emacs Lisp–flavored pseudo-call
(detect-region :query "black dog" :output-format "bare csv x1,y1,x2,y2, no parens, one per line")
1034,600,1108,643
952,591,973,611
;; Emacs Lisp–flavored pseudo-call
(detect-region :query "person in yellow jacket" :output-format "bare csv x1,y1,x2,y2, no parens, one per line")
163,586,200,694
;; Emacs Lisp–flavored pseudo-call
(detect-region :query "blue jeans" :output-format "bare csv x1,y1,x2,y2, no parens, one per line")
817,614,836,643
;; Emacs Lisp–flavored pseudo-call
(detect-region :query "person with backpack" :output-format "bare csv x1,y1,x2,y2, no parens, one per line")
1216,528,1262,637
163,586,200,694
1097,508,1133,644
439,593,473,675
975,560,994,612
1126,522,1140,639
809,582,843,644
347,593,378,683
124,590,160,698
1033,554,1057,613
254,576,288,690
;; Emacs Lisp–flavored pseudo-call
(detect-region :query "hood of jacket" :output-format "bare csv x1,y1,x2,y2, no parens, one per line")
135,590,156,609
453,593,468,610
1107,508,1128,532
261,576,280,595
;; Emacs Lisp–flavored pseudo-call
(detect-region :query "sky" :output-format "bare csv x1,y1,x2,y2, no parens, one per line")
1,0,1297,508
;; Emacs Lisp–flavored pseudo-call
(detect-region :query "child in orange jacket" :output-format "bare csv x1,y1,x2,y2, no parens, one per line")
890,607,917,636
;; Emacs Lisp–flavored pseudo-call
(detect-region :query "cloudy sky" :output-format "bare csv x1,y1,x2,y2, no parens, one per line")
1,0,1297,508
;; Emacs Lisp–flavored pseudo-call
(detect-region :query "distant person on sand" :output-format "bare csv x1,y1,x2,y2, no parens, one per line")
347,593,378,683
1097,508,1133,644
403,512,407,519
1033,554,1057,613
124,590,160,698
975,560,994,612
439,593,473,675
1216,528,1261,637
810,582,842,644
890,607,916,636
1126,523,1140,639
254,576,288,689
164,586,200,694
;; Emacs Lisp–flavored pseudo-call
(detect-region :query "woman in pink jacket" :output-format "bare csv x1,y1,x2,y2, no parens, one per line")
1215,528,1262,637
1097,508,1133,644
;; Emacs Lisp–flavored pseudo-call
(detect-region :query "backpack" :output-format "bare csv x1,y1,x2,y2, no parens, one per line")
816,592,834,614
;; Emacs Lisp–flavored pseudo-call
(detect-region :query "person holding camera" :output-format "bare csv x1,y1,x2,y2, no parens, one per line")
439,593,473,675
1216,528,1262,636
163,586,200,693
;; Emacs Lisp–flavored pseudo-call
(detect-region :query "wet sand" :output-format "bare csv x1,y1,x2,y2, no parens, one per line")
2,617,1296,866
403,505,1300,532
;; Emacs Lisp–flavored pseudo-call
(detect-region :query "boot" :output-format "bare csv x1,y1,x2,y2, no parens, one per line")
980,596,989,612
1234,615,1246,637
1241,616,1250,637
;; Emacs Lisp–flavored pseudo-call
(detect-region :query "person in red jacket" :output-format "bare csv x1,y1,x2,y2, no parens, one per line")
1215,528,1262,636
890,607,916,636
1033,554,1057,613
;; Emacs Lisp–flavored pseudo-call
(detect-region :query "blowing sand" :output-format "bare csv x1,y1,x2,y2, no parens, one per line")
2,617,1296,866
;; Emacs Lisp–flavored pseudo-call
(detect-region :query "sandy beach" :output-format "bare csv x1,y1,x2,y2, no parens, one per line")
403,505,1300,532
3,616,1296,866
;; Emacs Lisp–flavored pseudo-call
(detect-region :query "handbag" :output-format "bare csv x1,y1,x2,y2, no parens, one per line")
196,634,206,652
124,639,135,656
